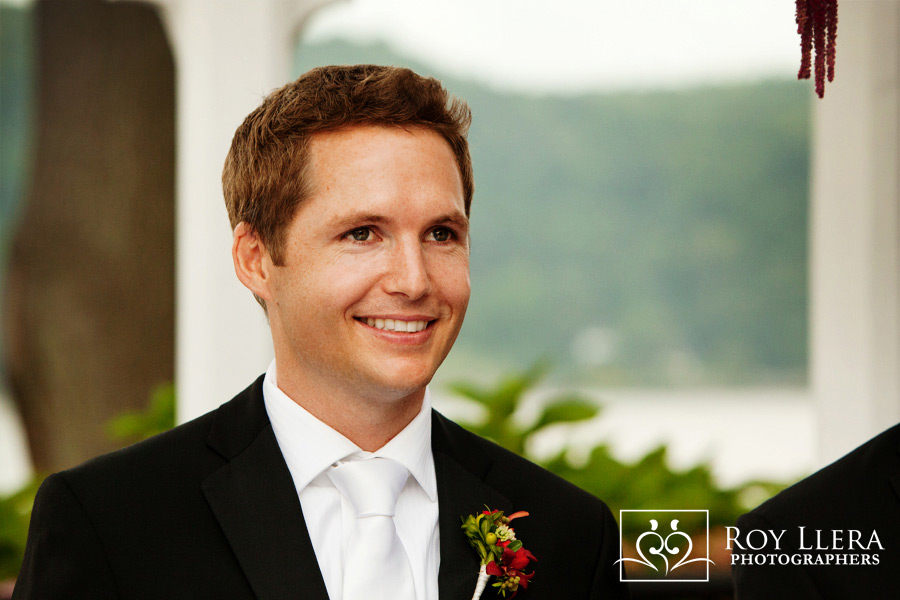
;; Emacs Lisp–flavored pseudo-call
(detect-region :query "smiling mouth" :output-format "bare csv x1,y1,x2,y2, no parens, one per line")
355,317,432,333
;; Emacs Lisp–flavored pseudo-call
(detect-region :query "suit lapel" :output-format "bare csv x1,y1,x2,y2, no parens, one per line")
433,412,512,600
202,379,329,600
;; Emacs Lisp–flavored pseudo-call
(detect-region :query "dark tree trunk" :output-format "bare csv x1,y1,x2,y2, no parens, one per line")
3,0,175,473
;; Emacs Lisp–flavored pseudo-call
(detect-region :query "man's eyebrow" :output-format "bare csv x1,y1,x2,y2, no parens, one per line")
324,212,470,230
325,213,389,230
431,213,470,229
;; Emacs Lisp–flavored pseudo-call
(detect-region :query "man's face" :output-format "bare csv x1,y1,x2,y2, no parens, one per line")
264,125,470,403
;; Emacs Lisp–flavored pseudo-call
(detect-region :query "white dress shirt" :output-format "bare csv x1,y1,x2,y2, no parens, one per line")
262,361,440,600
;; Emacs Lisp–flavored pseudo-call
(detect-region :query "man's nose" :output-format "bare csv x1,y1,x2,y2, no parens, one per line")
383,238,431,300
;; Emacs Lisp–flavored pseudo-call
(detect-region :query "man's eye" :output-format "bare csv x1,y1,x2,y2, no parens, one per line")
431,228,453,242
347,227,371,242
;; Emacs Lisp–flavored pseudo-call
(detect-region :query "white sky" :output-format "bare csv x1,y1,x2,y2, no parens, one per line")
301,0,802,93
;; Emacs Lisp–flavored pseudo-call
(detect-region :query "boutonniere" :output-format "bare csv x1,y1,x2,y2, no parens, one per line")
461,508,537,599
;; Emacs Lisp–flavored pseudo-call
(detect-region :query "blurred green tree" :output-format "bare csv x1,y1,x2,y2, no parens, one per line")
0,478,40,581
449,363,784,539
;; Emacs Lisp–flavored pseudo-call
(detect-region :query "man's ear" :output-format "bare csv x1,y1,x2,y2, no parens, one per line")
232,222,274,302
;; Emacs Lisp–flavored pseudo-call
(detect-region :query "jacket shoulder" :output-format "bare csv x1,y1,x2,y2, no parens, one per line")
432,411,611,514
59,376,267,500
746,422,900,526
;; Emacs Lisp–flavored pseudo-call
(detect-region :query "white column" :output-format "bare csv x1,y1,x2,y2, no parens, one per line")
150,0,335,421
810,1,900,465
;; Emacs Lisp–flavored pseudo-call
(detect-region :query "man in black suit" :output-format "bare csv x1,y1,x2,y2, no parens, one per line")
731,423,900,599
13,65,628,599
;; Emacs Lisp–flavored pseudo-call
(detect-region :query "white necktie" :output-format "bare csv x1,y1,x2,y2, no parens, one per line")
327,457,416,600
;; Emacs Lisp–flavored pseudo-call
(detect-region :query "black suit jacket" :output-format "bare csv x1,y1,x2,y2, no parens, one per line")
14,376,628,599
732,423,900,599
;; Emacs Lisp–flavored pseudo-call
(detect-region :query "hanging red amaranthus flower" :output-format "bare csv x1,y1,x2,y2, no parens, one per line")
796,0,838,98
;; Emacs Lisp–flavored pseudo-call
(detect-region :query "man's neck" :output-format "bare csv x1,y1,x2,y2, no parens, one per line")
274,367,425,452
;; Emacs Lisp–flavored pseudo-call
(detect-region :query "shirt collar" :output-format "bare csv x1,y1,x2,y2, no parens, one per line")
262,360,436,501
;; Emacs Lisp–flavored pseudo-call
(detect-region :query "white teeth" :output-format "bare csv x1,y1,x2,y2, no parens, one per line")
363,318,429,332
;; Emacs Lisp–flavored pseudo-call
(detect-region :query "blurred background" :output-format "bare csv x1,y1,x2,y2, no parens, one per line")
2,0,899,594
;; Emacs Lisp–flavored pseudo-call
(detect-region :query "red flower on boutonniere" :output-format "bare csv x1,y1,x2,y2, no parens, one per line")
486,544,537,594
461,508,537,598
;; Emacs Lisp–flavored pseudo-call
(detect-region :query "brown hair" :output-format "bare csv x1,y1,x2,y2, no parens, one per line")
222,64,473,265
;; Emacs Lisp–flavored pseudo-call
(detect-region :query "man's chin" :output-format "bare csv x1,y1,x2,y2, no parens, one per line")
354,364,439,403
372,376,434,402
